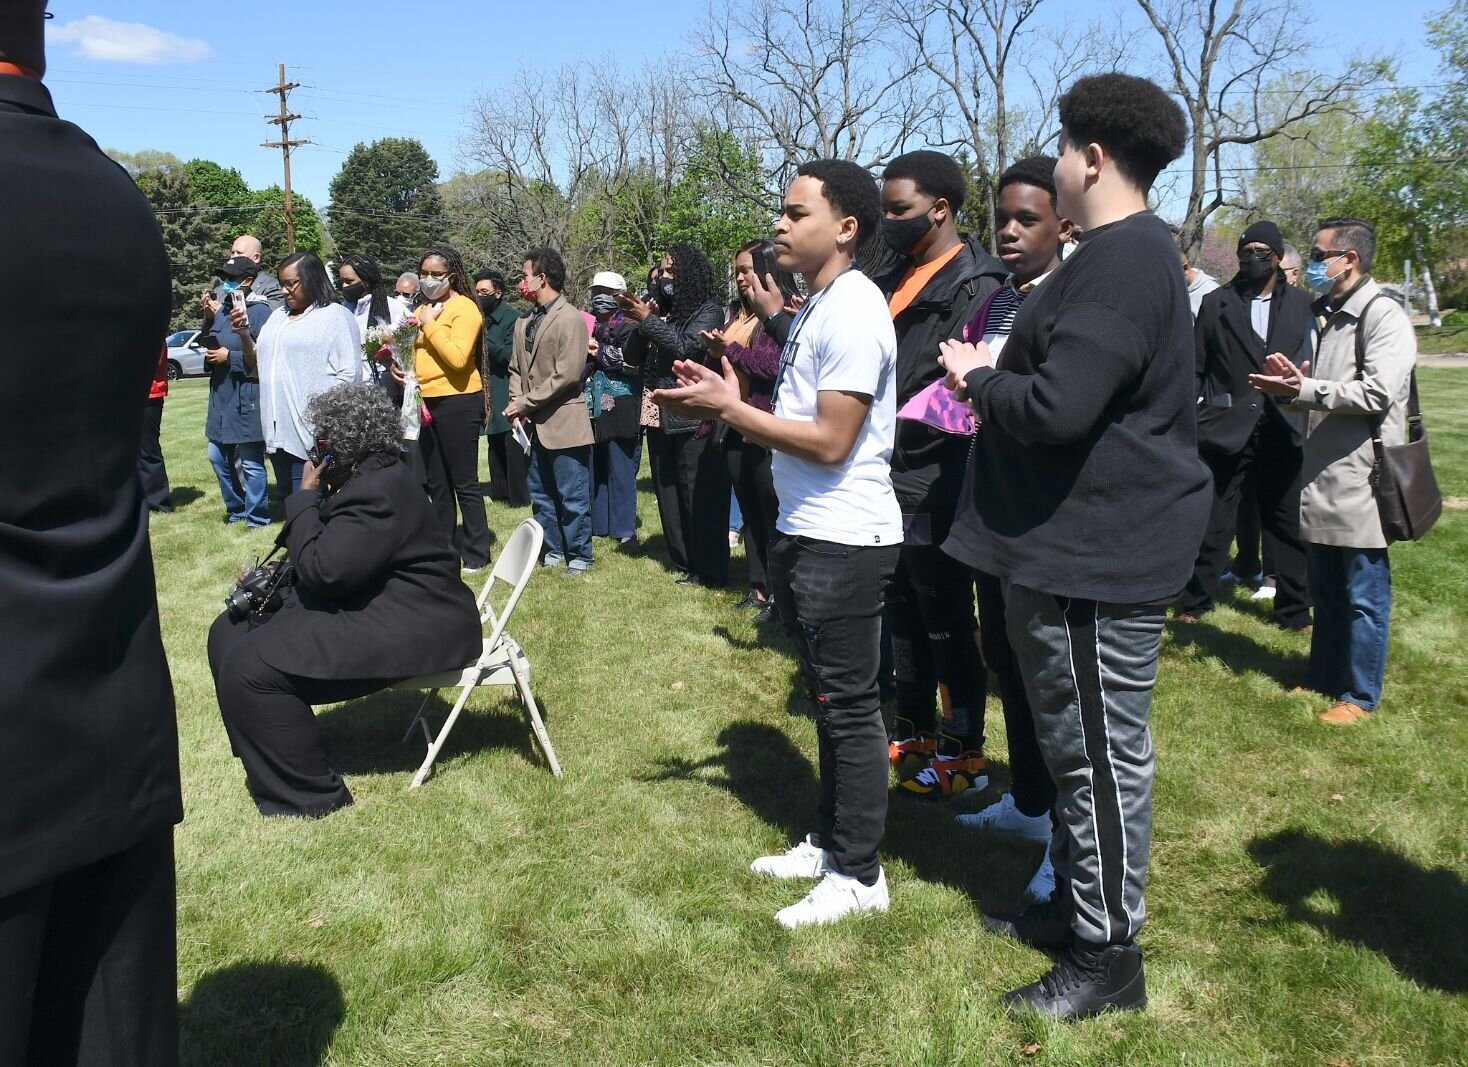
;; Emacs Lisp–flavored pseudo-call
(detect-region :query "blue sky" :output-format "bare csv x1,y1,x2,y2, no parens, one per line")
42,1,1448,216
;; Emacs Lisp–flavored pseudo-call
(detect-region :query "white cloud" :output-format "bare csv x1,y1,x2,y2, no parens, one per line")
48,16,211,65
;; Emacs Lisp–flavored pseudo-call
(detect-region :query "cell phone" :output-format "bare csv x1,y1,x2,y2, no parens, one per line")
751,247,776,285
230,290,246,311
197,333,220,350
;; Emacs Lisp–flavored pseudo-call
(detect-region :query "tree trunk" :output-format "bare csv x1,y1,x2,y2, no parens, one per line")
1411,231,1443,328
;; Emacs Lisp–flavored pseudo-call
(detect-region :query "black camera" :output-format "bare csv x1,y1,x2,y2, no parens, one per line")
225,556,294,622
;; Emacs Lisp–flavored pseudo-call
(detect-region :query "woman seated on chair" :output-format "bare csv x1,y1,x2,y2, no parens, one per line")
208,382,482,817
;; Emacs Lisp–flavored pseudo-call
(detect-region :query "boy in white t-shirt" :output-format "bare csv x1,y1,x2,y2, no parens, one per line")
653,159,901,928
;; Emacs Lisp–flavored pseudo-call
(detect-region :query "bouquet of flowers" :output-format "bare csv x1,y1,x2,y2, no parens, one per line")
365,316,424,441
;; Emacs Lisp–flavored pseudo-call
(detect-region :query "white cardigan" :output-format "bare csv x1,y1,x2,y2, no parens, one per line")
256,302,364,459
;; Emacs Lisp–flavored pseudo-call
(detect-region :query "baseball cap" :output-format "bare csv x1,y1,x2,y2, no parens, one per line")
590,270,627,292
217,255,262,280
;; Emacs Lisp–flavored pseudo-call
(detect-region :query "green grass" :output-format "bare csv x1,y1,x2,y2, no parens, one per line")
1417,310,1468,355
157,374,1468,1066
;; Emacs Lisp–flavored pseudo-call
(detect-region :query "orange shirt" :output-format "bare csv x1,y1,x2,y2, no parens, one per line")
887,244,963,319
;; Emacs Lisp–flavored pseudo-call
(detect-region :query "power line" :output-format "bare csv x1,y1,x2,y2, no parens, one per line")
262,64,310,253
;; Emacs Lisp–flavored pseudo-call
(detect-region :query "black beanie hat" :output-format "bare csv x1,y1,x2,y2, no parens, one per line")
1238,221,1284,259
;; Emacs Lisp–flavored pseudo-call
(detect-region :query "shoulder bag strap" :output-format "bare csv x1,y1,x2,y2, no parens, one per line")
1352,293,1401,488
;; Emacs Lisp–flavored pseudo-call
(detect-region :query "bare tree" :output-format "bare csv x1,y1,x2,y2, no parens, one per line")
1135,0,1384,261
693,0,937,202
455,57,694,291
894,0,1123,246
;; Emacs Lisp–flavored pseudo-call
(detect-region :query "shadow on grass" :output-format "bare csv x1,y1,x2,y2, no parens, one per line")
318,688,540,776
169,485,206,509
643,719,1033,913
179,959,343,1066
1169,617,1306,689
1248,829,1468,994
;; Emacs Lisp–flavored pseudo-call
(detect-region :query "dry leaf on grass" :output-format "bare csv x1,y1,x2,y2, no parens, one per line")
1330,793,1346,803
1326,1057,1352,1066
1021,1043,1042,1057
671,681,684,691
308,915,326,928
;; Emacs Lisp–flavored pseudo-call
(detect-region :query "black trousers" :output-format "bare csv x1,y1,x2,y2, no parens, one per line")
770,535,899,884
1179,422,1311,629
0,829,177,1067
648,428,729,584
421,393,491,569
887,542,987,754
976,570,1056,818
486,430,530,507
137,397,172,511
1232,472,1266,578
208,612,392,818
725,432,779,595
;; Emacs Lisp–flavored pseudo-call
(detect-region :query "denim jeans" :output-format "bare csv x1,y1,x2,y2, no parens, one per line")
269,450,304,499
1305,544,1391,710
527,440,593,567
769,534,899,884
209,440,269,527
591,435,641,540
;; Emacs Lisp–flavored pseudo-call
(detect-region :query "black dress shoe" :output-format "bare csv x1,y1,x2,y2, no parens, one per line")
732,591,768,611
752,601,778,625
1003,942,1147,1020
982,894,1072,948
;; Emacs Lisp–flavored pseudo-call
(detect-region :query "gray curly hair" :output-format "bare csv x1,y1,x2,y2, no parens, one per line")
305,383,402,476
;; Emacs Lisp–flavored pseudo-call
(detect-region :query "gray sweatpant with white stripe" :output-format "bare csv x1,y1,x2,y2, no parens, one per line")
1003,581,1164,946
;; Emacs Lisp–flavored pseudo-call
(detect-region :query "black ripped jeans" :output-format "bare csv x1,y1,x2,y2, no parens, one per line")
768,534,899,884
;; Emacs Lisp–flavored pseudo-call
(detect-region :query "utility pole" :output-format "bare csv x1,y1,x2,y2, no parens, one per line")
262,64,309,253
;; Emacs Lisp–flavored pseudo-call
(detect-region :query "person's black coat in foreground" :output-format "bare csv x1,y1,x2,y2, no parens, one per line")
209,452,482,816
0,72,182,1065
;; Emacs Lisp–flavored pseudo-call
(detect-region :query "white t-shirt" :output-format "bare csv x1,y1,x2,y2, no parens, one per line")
770,269,902,546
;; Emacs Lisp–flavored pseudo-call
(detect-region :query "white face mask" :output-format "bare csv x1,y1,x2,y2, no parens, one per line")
418,276,451,301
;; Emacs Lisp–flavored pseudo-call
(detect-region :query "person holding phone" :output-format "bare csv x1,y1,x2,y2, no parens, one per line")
208,255,273,527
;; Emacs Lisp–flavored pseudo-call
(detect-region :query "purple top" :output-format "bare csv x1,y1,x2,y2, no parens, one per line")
724,330,781,414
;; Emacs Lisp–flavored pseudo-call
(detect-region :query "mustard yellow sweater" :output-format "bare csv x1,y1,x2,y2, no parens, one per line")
414,292,484,398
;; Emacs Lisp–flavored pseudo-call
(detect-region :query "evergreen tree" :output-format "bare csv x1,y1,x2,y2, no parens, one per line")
137,168,229,332
327,138,447,270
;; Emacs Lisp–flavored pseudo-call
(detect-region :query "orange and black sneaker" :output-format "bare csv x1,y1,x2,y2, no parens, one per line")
897,751,989,799
888,732,937,777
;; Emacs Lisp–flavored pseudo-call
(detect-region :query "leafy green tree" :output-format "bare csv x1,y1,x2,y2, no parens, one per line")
327,138,447,269
105,148,183,178
136,168,229,331
184,159,251,211
655,129,770,291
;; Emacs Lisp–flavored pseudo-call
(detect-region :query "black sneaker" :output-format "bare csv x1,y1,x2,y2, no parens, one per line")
982,893,1072,948
732,591,765,611
1002,942,1147,1020
752,601,778,625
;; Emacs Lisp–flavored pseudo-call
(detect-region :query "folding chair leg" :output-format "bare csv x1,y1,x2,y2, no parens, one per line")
409,683,475,790
512,655,561,778
401,690,437,744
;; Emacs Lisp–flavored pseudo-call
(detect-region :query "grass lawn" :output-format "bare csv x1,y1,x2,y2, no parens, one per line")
1417,310,1468,355
155,373,1468,1066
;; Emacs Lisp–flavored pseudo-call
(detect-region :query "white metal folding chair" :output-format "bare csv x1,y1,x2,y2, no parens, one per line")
395,518,561,787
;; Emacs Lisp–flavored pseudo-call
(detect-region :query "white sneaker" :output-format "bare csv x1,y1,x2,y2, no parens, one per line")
1023,851,1057,903
750,834,827,879
954,792,1052,842
776,868,889,928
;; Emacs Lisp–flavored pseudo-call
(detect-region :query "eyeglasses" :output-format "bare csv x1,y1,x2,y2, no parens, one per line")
1308,248,1349,263
419,269,451,280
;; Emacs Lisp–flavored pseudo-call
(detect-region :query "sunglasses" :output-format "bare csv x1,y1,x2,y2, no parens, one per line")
1308,248,1350,263
1238,249,1274,262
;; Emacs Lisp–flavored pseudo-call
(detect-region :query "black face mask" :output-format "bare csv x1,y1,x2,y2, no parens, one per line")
341,281,367,304
882,212,933,256
477,293,500,314
1237,256,1276,283
656,277,675,307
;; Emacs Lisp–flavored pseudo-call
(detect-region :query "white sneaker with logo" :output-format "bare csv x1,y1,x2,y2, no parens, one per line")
750,834,827,879
1023,851,1057,903
954,792,1052,842
775,868,889,928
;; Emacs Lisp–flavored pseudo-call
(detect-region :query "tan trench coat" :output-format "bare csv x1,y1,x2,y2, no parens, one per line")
1291,278,1417,549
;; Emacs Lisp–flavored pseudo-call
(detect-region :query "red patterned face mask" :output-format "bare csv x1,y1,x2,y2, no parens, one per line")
517,276,542,302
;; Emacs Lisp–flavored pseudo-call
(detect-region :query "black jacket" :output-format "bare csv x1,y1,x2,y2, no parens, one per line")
876,240,1006,543
1194,275,1315,455
944,211,1212,604
0,75,182,896
626,299,724,434
247,453,482,680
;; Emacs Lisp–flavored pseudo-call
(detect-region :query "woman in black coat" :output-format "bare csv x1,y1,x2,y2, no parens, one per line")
208,383,482,817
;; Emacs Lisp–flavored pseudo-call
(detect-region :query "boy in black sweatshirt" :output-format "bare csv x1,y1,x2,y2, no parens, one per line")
938,73,1210,1020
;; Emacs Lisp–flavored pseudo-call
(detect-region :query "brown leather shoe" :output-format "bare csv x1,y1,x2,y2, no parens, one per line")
1318,702,1369,724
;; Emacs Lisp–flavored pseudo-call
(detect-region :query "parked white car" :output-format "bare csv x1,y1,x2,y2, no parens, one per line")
164,329,209,380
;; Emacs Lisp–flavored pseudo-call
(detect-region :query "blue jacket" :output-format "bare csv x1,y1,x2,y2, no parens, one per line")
205,298,273,443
